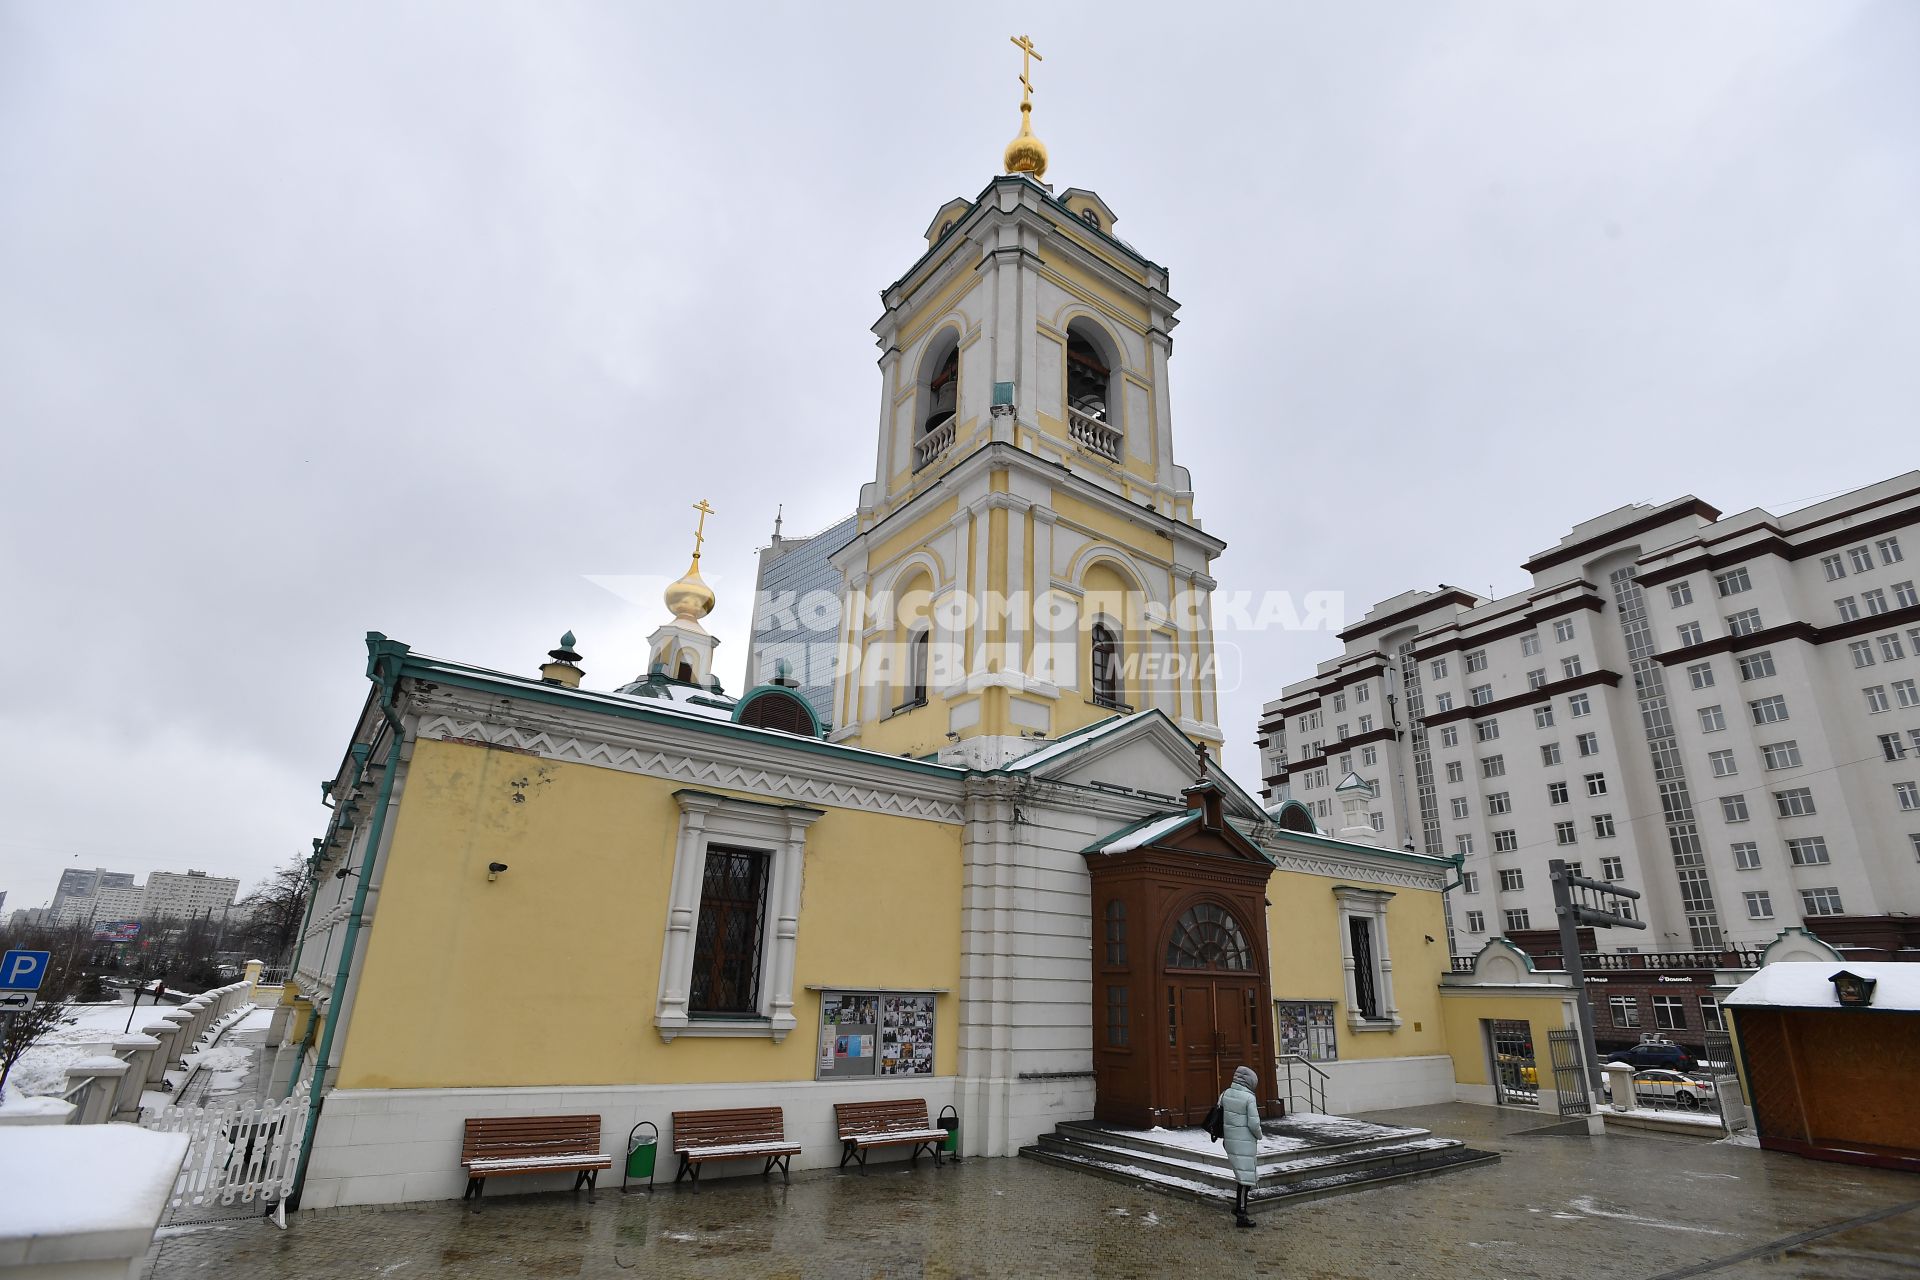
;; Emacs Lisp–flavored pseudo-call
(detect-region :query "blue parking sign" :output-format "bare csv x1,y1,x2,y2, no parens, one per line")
0,950,50,992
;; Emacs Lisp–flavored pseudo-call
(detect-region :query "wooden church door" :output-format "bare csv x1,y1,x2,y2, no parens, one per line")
1161,902,1266,1124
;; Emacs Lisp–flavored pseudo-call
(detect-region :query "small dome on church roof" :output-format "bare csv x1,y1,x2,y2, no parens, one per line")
665,560,715,624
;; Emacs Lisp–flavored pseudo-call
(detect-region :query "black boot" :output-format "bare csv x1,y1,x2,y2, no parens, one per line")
1234,1185,1255,1228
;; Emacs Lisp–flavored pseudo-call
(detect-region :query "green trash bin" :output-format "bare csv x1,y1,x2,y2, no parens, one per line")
938,1105,960,1160
622,1121,658,1194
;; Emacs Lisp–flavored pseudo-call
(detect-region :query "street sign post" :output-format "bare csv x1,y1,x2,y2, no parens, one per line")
1549,859,1646,1095
0,950,51,992
0,991,37,1013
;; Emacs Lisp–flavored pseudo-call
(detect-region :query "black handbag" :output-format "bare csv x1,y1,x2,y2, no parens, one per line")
1203,1103,1224,1142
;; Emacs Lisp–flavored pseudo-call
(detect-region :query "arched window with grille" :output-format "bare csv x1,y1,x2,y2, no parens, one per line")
1091,623,1124,710
1164,903,1254,971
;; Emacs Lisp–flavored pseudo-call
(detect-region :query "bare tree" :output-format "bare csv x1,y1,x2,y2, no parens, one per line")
234,855,311,964
0,969,75,1095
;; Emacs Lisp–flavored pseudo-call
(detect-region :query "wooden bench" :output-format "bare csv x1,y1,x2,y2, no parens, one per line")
834,1098,947,1173
460,1115,612,1207
671,1107,800,1189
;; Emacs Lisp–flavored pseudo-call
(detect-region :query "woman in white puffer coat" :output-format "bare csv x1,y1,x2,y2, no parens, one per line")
1218,1064,1261,1227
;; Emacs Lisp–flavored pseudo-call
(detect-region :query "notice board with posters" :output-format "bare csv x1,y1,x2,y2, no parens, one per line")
816,990,936,1079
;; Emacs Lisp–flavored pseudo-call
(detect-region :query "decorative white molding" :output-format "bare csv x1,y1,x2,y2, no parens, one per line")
656,790,823,1044
1333,886,1402,1032
411,700,965,825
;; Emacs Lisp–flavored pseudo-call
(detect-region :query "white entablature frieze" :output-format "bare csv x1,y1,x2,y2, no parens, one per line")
408,692,967,825
1261,846,1447,893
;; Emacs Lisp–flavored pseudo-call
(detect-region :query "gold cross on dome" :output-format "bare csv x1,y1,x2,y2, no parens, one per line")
1010,34,1042,106
691,498,716,561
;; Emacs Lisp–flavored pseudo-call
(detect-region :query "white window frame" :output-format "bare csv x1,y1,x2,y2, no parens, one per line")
1334,886,1400,1031
655,788,823,1042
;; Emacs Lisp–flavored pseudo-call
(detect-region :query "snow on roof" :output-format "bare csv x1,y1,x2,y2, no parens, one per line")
1724,961,1920,1012
1087,811,1199,855
0,1125,188,1241
617,679,737,721
999,709,1157,773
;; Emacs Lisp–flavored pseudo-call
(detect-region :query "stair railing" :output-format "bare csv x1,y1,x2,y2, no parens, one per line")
1276,1054,1330,1116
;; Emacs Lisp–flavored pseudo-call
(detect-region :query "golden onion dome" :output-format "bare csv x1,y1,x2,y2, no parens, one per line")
1004,111,1048,180
664,558,715,623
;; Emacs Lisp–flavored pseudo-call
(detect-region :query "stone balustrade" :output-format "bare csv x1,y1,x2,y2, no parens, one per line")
111,1034,162,1121
31,981,255,1126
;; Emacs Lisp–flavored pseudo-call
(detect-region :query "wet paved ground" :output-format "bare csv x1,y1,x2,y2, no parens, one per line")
143,1103,1920,1279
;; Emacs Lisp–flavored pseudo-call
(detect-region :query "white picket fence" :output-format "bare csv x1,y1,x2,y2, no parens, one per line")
141,1093,309,1223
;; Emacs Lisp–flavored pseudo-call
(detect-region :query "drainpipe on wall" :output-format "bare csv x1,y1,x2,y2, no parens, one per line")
287,633,410,1210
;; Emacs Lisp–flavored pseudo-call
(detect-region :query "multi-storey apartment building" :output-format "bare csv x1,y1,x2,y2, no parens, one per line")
1260,472,1920,956
47,867,239,925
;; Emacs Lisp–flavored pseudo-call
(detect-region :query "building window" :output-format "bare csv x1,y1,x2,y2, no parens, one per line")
1493,830,1518,852
1609,996,1640,1028
1896,581,1919,609
1880,633,1907,662
1569,693,1592,717
1332,693,1346,713
1653,995,1686,1030
1821,554,1846,581
1836,596,1860,622
1435,692,1455,713
1534,705,1556,729
1698,705,1726,733
1358,714,1374,733
689,846,772,1016
1548,781,1570,805
1738,651,1776,680
1105,985,1129,1047
1336,724,1350,741
1688,663,1715,690
1522,633,1542,657
1897,679,1919,709
1849,545,1874,573
1726,609,1763,637
1744,891,1774,920
1668,582,1694,607
1800,887,1845,917
1165,904,1254,970
1482,755,1506,778
1562,655,1585,679
1275,1000,1338,1062
817,991,936,1078
1498,868,1524,892
1864,588,1889,616
1576,732,1600,756
1850,639,1878,669
1451,797,1470,819
1541,742,1562,766
1465,910,1485,933
1440,725,1460,747
1787,836,1830,866
1476,718,1500,742
1714,567,1752,597
1446,760,1465,784
1336,888,1397,1028
1594,813,1617,838
1879,536,1904,565
1370,811,1385,832
1912,833,1920,861
1504,909,1532,932
1527,667,1548,690
1708,749,1738,778
1362,745,1377,766
1458,838,1475,860
1104,898,1128,965
1700,997,1724,1031
1721,794,1750,822
1555,619,1577,643
1487,791,1512,815
1774,787,1816,818
1091,623,1126,709
1750,695,1789,725
1676,622,1703,647
1600,855,1624,880
1865,685,1891,714
1466,649,1488,673
1460,868,1479,891
1471,684,1493,706
1431,658,1449,680
1898,781,1920,812
1555,821,1578,846
1357,683,1371,703
1732,841,1761,870
1585,772,1609,797
1761,741,1801,770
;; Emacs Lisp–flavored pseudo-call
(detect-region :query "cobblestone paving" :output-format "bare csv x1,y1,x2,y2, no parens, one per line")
143,1104,1920,1279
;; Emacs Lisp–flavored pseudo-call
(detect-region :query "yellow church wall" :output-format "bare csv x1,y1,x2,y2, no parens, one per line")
336,738,962,1090
866,497,959,583
1051,491,1175,566
1035,252,1150,323
1439,992,1575,1088
1262,868,1451,1063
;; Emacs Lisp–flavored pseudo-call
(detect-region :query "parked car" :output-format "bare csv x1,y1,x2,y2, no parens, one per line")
1605,1041,1698,1072
1606,1067,1717,1110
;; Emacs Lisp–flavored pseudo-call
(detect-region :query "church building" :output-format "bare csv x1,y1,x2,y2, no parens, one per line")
272,47,1574,1210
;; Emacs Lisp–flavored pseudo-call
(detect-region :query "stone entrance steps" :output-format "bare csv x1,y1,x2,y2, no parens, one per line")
1019,1117,1499,1211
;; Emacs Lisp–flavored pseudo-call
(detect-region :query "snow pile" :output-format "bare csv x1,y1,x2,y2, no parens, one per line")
0,1126,188,1241
0,1088,75,1120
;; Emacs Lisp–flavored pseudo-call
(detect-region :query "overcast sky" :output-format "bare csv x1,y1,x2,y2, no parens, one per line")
3,3,1915,910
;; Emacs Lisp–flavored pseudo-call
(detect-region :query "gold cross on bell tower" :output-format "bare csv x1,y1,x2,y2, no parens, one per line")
1003,34,1049,179
1011,33,1042,108
690,498,716,563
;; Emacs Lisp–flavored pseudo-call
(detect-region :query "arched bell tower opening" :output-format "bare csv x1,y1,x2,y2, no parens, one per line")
919,330,960,437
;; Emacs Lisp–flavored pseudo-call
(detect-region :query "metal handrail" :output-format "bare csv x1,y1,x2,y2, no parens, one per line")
1275,1053,1330,1116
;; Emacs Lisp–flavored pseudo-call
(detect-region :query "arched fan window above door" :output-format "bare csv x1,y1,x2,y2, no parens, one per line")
1164,903,1253,971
